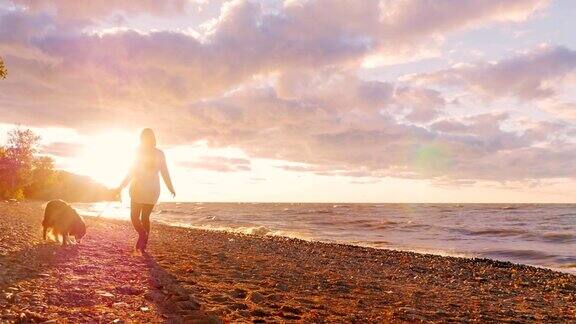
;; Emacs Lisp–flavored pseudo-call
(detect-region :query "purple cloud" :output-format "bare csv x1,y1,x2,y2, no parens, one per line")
413,46,576,100
3,0,575,185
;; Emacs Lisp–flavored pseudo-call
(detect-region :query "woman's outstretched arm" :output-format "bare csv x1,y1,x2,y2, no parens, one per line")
160,151,176,197
118,172,132,190
117,161,135,192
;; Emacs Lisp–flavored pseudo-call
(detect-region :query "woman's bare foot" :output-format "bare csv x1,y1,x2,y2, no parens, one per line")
140,232,149,252
131,247,142,256
138,232,148,253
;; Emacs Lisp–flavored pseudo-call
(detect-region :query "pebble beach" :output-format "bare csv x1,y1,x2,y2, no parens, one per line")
1,201,575,323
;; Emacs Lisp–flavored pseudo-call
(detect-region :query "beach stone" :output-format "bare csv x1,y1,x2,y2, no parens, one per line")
396,307,425,321
231,288,247,299
176,299,201,310
144,290,164,303
167,284,189,299
210,294,233,303
116,285,142,295
100,313,118,322
149,277,163,289
1,313,16,321
96,290,114,298
280,305,302,315
207,306,231,317
265,294,283,302
230,302,249,310
22,310,47,322
251,308,269,317
275,283,288,291
246,291,265,304
150,268,173,284
3,292,14,302
112,302,129,309
281,314,301,320
238,310,250,317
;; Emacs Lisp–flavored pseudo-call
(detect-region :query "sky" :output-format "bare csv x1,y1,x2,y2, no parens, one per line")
1,0,576,203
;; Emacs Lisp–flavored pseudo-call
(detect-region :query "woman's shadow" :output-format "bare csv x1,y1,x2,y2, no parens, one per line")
142,252,220,323
0,243,80,302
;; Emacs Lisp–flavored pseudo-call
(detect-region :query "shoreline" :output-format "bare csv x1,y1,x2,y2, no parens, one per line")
1,201,575,322
150,220,575,275
76,201,576,275
61,210,576,275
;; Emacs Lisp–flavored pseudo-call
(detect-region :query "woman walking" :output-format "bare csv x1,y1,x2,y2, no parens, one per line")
116,128,175,253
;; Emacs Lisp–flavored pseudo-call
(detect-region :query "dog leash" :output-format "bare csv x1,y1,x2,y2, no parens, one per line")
96,192,121,218
96,195,122,218
96,201,113,218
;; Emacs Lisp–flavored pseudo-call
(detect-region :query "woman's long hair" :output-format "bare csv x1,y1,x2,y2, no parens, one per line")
140,128,156,149
137,128,157,170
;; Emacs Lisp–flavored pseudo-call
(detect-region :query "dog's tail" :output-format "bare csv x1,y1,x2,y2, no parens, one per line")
42,209,48,227
42,201,53,240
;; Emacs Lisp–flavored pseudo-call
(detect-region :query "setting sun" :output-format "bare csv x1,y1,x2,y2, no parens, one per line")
67,131,136,188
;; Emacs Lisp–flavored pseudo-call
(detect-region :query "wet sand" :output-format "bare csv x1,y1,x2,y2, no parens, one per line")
0,201,575,323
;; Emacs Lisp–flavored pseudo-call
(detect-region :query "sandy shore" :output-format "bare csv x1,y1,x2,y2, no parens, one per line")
0,202,575,323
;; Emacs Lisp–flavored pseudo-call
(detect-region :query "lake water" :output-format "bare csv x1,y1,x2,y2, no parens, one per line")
74,202,576,273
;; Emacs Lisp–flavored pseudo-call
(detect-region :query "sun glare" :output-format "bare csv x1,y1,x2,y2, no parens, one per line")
70,131,137,188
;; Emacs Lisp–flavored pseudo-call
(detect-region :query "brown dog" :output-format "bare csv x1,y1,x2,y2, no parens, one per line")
42,199,86,245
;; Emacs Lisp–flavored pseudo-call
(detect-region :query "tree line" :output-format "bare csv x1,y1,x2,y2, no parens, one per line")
0,128,115,202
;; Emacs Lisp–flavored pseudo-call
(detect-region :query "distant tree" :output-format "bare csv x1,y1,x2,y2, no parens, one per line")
0,128,43,199
24,156,57,199
7,128,40,164
0,146,17,198
0,128,115,201
45,171,116,202
0,57,6,79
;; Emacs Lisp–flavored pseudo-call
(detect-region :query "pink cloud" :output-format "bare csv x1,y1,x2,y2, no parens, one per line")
3,0,575,185
179,156,251,172
412,46,576,100
540,101,576,120
193,77,571,181
11,0,189,22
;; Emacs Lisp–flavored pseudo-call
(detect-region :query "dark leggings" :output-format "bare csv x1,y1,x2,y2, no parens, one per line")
131,202,154,250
